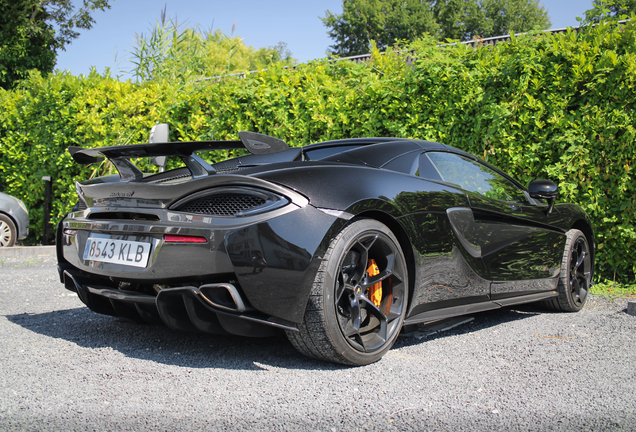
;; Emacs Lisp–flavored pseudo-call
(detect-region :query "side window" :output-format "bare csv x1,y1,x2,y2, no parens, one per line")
382,151,419,175
423,152,527,203
417,153,443,181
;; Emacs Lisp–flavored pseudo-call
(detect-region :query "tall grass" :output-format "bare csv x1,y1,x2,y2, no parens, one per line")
127,7,294,83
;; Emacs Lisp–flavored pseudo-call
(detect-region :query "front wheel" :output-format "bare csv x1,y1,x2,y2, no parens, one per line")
287,219,408,366
545,229,592,312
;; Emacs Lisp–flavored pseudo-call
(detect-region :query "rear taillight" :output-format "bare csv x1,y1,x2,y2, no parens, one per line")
164,234,208,244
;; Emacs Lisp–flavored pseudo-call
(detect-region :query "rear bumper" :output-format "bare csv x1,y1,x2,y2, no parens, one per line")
60,267,298,337
57,203,341,324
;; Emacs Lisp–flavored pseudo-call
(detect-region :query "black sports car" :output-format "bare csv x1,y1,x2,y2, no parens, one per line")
57,131,594,366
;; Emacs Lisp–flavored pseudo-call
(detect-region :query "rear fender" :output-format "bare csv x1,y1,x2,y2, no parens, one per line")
225,204,340,324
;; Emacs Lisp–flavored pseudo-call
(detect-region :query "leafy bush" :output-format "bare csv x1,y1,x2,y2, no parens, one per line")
0,18,634,283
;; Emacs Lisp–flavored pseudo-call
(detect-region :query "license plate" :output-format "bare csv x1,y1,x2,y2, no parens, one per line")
83,236,152,268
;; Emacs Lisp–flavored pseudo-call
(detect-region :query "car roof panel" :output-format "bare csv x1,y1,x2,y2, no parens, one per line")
321,140,424,167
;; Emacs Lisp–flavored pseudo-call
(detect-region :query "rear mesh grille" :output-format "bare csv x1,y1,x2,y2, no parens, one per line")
177,194,267,216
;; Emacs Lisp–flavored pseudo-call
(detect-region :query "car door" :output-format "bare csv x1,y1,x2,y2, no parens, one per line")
381,152,492,314
423,151,566,297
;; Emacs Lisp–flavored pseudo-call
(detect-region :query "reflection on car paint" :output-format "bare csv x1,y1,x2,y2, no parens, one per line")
57,134,595,365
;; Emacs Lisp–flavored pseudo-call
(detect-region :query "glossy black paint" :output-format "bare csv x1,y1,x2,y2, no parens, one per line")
225,205,334,323
58,136,595,338
528,179,559,199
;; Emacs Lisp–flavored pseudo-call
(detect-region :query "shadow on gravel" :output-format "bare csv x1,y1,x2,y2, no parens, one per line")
5,307,343,371
6,304,544,369
394,306,542,349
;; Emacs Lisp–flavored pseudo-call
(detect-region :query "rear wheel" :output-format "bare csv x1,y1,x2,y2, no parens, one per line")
287,219,408,366
544,229,592,312
0,214,17,247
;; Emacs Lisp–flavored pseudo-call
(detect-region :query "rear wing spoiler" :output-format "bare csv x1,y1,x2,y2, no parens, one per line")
68,131,289,182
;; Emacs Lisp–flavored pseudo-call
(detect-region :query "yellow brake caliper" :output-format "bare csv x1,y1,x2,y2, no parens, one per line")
366,259,382,307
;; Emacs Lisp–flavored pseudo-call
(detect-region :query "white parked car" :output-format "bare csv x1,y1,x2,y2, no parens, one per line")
0,192,29,247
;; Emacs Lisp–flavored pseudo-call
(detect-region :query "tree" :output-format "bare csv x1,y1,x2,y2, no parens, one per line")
321,0,440,56
0,0,110,89
322,0,551,56
585,0,636,22
433,0,486,41
481,0,551,36
434,0,551,41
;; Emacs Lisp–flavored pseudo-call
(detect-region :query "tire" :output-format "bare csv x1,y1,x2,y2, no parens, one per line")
0,214,17,247
544,229,592,312
286,219,408,366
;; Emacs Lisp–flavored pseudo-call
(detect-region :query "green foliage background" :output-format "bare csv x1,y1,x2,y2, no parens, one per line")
0,0,111,89
322,0,551,56
0,19,635,282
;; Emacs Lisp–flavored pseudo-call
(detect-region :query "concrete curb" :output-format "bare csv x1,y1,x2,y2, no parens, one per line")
0,245,56,258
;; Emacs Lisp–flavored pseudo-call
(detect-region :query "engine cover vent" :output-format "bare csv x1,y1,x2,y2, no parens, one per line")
215,166,251,174
153,173,192,183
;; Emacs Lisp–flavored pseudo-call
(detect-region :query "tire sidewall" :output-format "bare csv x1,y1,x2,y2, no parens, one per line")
321,219,408,365
561,229,590,311
0,214,16,247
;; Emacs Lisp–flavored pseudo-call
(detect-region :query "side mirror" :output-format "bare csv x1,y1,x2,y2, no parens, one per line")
528,179,558,213
149,124,169,171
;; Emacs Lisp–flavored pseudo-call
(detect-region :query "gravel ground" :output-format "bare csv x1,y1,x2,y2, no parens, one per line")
1,255,635,431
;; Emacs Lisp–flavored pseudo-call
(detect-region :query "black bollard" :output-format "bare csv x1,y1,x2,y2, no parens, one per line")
42,176,51,245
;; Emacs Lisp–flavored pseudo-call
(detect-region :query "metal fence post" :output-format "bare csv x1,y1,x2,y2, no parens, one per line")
42,176,51,245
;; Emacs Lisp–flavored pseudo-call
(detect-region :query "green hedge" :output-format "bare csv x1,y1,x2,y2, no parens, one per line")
0,19,634,282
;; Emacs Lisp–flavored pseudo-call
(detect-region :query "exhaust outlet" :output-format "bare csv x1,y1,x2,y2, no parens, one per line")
198,283,247,313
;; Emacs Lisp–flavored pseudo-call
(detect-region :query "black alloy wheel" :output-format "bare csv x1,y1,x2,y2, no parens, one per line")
568,235,591,307
334,229,405,353
546,229,592,312
287,219,408,366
